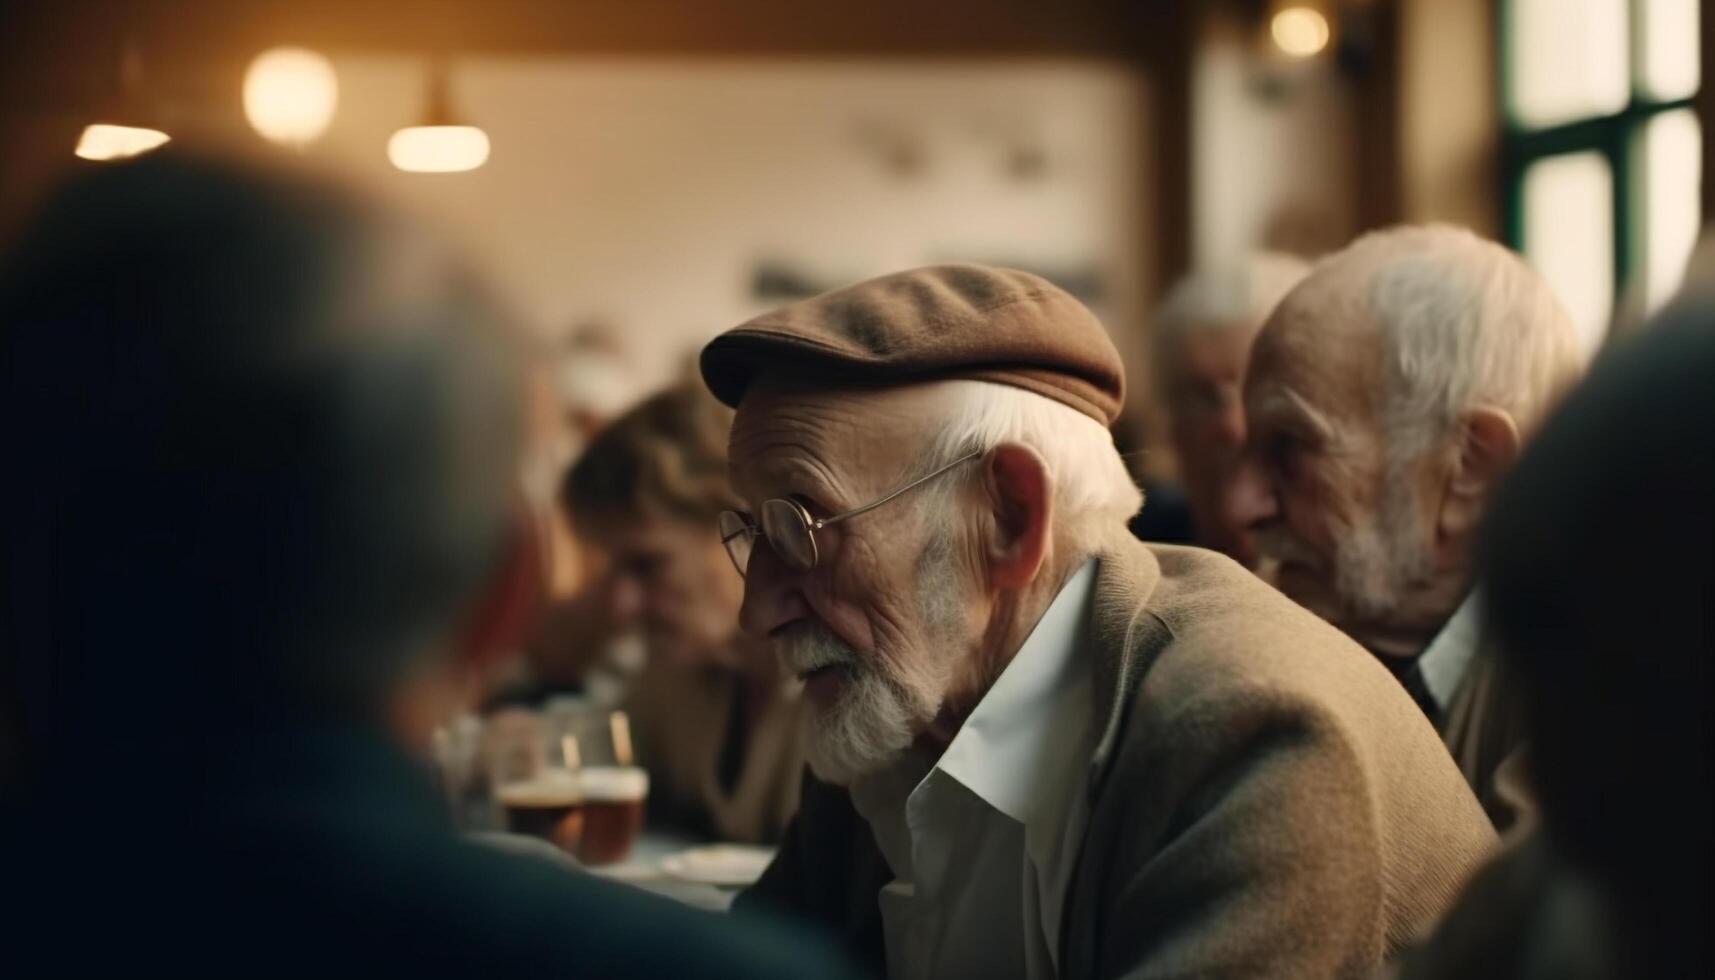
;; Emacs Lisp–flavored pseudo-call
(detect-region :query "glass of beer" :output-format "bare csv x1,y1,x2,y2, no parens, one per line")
485,708,585,854
496,768,585,854
576,765,649,865
543,705,649,866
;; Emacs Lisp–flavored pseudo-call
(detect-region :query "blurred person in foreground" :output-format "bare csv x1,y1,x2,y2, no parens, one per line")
705,264,1495,978
1397,297,1712,980
1148,252,1309,566
0,152,846,979
1228,226,1587,830
562,379,805,844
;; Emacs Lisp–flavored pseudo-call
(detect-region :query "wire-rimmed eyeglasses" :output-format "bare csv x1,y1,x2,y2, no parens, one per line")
717,450,982,576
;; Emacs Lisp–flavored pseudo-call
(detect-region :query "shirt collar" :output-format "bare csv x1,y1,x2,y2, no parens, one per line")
934,558,1098,829
1417,590,1485,711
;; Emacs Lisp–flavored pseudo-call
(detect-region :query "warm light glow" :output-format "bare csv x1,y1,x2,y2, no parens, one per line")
1271,7,1331,58
1643,109,1702,314
1523,151,1614,354
74,124,170,161
1509,0,1629,128
388,125,490,172
1639,0,1700,101
244,47,339,147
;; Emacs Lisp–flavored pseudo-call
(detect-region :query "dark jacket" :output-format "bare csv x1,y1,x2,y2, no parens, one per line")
7,724,851,979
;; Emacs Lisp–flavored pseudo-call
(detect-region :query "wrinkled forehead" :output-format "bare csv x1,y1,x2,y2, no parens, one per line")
1245,268,1383,426
727,379,942,503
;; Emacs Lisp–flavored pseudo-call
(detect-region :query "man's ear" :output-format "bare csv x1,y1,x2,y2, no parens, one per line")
1436,406,1521,550
982,443,1053,591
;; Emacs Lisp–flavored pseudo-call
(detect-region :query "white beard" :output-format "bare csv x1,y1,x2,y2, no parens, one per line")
801,653,923,786
779,525,965,786
774,621,919,786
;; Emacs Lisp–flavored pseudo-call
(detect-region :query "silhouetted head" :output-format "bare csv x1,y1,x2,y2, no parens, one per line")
1480,300,1712,968
3,152,528,787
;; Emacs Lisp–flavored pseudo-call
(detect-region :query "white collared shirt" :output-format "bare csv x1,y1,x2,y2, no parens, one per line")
849,560,1099,980
1417,591,1484,714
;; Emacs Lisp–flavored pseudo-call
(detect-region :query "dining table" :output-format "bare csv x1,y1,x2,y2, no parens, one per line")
470,829,772,912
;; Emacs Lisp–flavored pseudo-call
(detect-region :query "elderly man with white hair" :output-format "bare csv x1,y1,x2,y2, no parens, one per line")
1151,253,1310,565
1228,225,1588,829
705,264,1495,979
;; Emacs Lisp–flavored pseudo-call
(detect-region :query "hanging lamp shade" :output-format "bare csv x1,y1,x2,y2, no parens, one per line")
75,124,170,161
76,39,170,161
389,60,488,173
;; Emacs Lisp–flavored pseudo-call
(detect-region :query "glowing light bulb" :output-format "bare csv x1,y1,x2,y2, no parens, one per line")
388,125,490,173
1272,7,1331,58
74,124,170,161
244,47,339,147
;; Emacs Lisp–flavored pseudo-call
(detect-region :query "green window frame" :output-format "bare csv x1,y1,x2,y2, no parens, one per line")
1500,0,1700,335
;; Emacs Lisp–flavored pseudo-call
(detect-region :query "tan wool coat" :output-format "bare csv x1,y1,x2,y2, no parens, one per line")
1437,639,1534,833
736,537,1498,978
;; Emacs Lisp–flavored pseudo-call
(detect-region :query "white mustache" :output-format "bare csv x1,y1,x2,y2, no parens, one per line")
775,621,859,678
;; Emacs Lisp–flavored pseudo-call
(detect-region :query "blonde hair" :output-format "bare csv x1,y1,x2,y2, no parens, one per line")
563,378,740,525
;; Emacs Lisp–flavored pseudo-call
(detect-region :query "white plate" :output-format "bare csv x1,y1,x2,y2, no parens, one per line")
659,844,776,887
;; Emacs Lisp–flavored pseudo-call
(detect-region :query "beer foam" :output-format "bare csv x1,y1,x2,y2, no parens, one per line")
578,766,649,801
496,771,582,806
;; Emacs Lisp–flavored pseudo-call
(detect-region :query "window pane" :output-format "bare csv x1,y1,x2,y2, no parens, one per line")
1641,109,1703,312
1637,0,1700,101
1523,151,1614,353
1509,0,1630,128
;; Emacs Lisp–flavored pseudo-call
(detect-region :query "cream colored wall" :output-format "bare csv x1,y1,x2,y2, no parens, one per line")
312,58,1151,388
1399,0,1499,236
1191,8,1359,270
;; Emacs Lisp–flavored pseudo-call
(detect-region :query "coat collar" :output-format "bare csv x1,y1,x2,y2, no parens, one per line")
1052,535,1174,974
1085,535,1170,793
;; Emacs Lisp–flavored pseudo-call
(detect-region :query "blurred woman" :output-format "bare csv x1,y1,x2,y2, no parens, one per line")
562,378,803,844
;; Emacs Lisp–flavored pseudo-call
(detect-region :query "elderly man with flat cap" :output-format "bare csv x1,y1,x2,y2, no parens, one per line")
703,264,1495,979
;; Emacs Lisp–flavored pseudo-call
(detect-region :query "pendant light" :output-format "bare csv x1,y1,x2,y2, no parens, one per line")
1270,5,1332,59
243,47,339,150
388,59,488,173
75,38,170,161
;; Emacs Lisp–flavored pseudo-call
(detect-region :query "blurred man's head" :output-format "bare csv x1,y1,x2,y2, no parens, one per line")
3,152,528,782
1480,302,1712,972
703,265,1141,785
564,379,747,667
1153,253,1309,563
1228,225,1585,658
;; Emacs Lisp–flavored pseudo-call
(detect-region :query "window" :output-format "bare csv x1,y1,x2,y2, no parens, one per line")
1503,0,1702,351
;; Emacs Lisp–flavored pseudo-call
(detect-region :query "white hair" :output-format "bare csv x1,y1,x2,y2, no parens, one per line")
1152,252,1312,390
1341,225,1587,462
912,380,1143,554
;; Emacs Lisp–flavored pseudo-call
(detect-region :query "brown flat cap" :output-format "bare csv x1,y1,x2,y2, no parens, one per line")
700,264,1125,427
